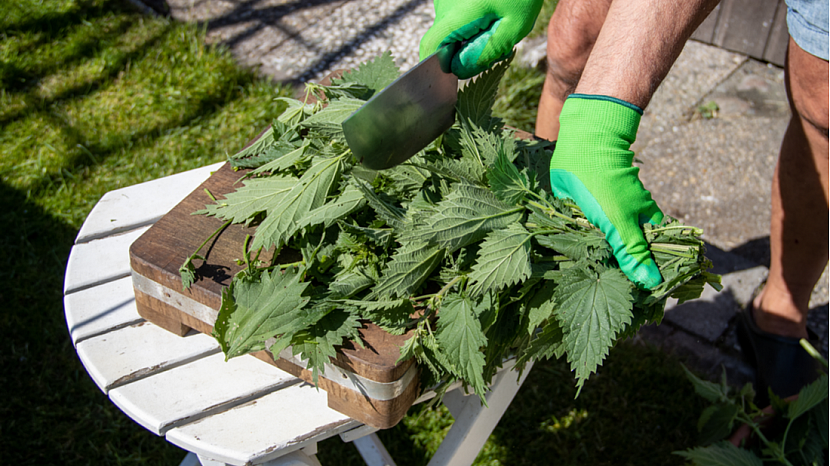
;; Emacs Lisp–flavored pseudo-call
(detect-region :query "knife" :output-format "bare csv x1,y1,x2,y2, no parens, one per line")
342,44,459,170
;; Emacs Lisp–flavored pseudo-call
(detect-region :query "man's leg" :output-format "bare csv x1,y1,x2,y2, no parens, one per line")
535,0,610,140
752,37,829,339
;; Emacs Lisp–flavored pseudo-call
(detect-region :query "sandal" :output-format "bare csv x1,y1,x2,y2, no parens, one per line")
735,304,821,407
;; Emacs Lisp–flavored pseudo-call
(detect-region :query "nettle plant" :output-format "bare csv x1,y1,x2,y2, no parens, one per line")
182,53,721,399
676,343,828,466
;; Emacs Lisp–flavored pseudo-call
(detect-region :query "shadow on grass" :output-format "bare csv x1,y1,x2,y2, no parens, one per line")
0,3,279,463
0,0,136,94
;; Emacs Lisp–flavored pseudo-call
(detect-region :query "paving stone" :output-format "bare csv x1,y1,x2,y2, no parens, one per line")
637,324,754,387
664,265,767,342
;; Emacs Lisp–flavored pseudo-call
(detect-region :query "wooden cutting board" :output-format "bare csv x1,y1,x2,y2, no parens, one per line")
129,161,419,430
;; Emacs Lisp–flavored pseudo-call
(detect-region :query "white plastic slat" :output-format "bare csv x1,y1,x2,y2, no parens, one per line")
353,433,396,466
76,162,224,244
109,352,301,435
64,226,150,295
75,321,220,394
166,383,360,466
64,276,142,346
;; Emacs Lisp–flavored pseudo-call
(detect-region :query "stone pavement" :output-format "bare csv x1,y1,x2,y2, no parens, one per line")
153,0,828,383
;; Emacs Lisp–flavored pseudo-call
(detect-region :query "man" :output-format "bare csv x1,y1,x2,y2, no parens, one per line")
420,0,828,404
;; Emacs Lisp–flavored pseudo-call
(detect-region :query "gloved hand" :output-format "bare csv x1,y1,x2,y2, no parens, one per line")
549,94,664,289
420,0,544,79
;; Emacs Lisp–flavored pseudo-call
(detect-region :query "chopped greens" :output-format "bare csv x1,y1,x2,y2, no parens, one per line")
184,52,722,397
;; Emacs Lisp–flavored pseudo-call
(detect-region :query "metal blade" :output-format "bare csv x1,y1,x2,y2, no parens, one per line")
342,46,458,170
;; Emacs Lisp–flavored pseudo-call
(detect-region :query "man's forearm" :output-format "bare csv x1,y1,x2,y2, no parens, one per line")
575,0,720,109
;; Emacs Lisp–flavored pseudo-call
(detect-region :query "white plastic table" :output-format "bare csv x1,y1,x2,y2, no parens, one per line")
64,163,532,466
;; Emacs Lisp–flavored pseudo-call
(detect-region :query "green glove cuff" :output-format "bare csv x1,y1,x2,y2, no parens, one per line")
550,94,664,288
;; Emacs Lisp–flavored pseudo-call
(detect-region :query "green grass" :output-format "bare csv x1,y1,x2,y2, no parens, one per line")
2,1,710,464
1,1,293,464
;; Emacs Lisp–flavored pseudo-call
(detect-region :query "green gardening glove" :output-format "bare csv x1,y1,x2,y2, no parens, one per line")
420,0,544,79
549,94,664,289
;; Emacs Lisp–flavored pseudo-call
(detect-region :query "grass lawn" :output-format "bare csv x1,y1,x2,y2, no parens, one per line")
1,1,708,464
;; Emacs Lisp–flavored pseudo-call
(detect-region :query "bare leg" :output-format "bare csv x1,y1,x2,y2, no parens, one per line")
534,0,610,140
753,37,829,339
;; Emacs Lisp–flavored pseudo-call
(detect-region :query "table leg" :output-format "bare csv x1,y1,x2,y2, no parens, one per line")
353,432,397,466
191,448,322,466
427,362,534,466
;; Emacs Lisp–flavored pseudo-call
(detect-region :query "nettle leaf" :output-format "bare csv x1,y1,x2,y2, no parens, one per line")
198,175,297,224
518,320,565,366
788,374,828,421
231,141,296,170
213,268,311,359
537,231,608,260
459,125,501,167
487,147,528,205
251,139,311,175
229,126,275,161
424,157,487,186
386,159,430,196
373,243,445,299
300,98,364,141
353,178,407,230
300,183,365,229
401,183,524,253
553,266,634,394
252,156,343,250
275,97,316,126
526,280,557,333
329,267,376,299
290,308,363,384
681,364,729,403
332,51,400,98
456,58,510,130
338,221,393,248
674,442,763,466
696,403,740,445
343,298,414,335
436,294,488,398
319,81,371,100
468,223,533,297
179,259,197,290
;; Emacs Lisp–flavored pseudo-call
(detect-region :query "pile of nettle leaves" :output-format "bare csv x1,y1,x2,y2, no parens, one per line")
182,53,721,399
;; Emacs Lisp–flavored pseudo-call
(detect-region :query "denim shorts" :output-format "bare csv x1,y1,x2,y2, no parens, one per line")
786,0,829,60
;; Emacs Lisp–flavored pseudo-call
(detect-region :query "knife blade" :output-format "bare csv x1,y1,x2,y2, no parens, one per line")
342,45,458,170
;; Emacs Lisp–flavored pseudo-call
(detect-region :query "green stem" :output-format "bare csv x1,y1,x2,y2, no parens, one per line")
647,224,704,235
278,260,305,269
650,243,697,258
436,275,464,300
191,220,232,261
535,255,571,262
526,200,575,224
800,339,829,368
525,188,554,210
736,412,794,466
204,188,219,203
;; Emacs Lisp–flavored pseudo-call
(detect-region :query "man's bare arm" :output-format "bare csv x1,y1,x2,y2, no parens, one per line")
575,0,720,109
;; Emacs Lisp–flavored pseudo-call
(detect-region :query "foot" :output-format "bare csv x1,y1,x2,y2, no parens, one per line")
736,299,820,407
